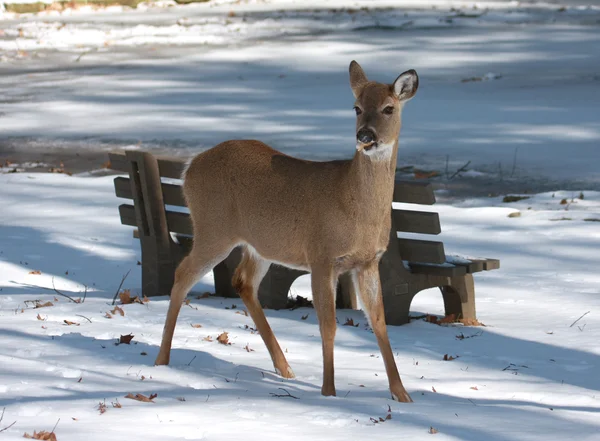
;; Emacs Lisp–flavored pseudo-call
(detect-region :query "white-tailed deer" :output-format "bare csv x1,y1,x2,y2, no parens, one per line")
155,61,418,402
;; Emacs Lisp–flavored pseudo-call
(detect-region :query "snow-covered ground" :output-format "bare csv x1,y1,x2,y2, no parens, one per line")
1,172,599,440
1,0,600,188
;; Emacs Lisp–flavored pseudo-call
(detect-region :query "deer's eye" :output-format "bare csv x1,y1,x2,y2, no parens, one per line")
354,106,363,116
382,106,394,115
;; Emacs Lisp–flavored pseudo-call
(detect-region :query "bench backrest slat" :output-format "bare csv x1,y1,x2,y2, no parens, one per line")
396,239,445,264
393,179,435,205
110,152,186,180
120,204,193,236
392,210,440,235
115,176,187,207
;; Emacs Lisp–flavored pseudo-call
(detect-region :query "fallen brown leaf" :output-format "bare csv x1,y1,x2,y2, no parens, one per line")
197,292,211,299
36,314,46,321
217,332,231,345
470,386,479,390
119,290,142,305
23,430,57,440
202,336,213,342
98,401,107,414
63,320,79,326
244,344,254,352
28,270,42,275
104,312,113,319
432,386,437,393
119,334,134,345
236,310,248,317
190,323,203,328
111,306,124,317
443,354,457,361
343,317,359,327
429,426,439,434
35,301,54,309
125,392,156,403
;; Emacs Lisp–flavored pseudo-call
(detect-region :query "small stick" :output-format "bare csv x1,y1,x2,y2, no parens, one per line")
445,155,449,180
75,314,92,323
187,355,197,366
81,285,88,303
510,147,518,178
50,418,60,436
0,407,17,433
269,388,299,399
111,269,131,305
449,160,471,180
569,311,590,328
51,278,78,303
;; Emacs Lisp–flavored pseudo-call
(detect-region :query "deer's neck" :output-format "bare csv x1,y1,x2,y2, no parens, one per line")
345,140,398,212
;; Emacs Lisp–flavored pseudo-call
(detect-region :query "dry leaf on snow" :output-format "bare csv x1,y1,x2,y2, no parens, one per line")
217,332,231,345
23,430,57,440
119,334,134,345
125,393,157,403
202,336,213,342
343,317,359,327
35,301,54,309
36,314,46,321
443,354,458,361
190,324,203,328
429,427,439,434
119,290,142,305
470,386,479,390
28,270,42,275
63,320,79,326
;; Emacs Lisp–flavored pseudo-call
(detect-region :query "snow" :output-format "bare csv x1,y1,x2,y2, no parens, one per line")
1,0,600,187
1,172,600,440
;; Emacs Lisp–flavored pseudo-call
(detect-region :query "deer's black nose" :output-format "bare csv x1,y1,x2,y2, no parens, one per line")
357,129,375,144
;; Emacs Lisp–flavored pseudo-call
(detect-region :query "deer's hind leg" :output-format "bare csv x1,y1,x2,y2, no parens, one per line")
233,245,295,379
155,237,235,366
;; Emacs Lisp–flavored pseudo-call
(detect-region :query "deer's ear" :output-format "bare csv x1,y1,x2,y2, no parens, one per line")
349,60,369,98
393,69,418,102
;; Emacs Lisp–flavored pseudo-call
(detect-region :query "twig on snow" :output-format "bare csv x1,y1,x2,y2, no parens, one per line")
569,311,590,328
510,147,519,178
111,269,131,305
0,407,17,433
75,314,92,323
52,277,78,303
449,161,471,180
269,388,299,399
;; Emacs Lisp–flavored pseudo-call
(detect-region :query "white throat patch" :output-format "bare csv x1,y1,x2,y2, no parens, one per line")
357,141,394,161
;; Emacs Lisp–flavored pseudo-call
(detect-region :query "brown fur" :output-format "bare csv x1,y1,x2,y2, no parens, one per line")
155,61,418,402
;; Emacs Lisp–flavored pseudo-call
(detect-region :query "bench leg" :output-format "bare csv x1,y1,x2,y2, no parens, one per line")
336,272,358,309
258,266,305,310
441,274,476,320
140,237,176,297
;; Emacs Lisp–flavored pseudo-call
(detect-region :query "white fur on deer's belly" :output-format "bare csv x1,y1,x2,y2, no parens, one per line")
362,141,394,161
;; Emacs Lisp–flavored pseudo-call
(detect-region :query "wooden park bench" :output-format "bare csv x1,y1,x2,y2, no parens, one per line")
109,150,499,325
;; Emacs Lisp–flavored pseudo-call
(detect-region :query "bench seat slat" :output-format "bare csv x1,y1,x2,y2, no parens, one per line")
114,176,187,207
408,262,467,277
393,210,440,235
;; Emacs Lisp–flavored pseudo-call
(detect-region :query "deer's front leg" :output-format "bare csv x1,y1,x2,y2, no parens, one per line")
310,265,338,397
353,263,412,403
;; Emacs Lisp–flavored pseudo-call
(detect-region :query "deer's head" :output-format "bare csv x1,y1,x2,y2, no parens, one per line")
349,61,418,159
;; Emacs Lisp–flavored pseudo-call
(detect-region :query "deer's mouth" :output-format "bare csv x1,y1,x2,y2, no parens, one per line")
357,141,378,152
